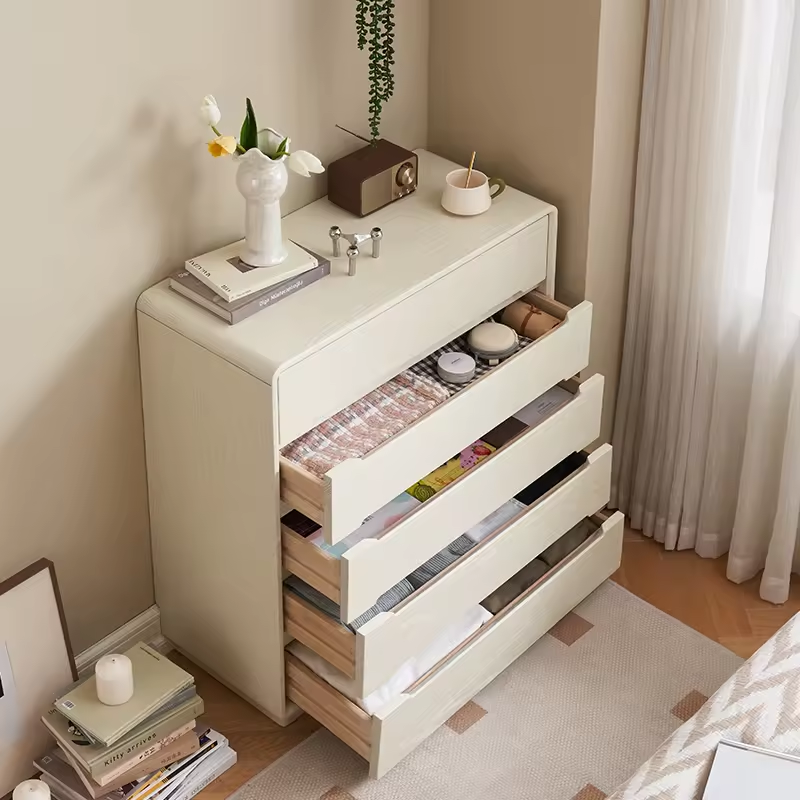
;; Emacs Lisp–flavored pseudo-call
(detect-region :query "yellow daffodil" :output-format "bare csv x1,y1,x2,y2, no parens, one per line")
207,135,237,158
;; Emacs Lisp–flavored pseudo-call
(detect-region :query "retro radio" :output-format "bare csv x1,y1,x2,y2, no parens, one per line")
327,137,418,217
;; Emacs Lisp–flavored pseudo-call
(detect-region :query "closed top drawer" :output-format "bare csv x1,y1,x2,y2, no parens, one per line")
279,292,593,544
276,219,549,445
137,151,555,398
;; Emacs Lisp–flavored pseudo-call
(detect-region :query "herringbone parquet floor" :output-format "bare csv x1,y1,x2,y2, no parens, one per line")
188,525,800,799
614,527,800,658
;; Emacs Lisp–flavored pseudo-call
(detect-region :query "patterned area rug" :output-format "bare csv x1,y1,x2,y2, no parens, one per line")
231,582,742,800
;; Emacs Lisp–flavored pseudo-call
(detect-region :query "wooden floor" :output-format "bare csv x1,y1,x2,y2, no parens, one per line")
187,526,800,798
614,528,800,658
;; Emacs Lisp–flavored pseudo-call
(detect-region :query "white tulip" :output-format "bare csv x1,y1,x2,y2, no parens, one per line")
200,95,221,127
258,127,289,158
287,150,325,177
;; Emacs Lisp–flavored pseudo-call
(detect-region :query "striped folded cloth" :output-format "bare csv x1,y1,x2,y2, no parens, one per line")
285,534,477,631
285,575,415,632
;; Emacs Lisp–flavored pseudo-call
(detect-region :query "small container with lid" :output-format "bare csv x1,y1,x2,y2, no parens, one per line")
467,322,519,366
437,352,476,384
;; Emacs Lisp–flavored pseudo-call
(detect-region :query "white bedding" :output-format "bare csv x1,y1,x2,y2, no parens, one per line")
287,605,493,715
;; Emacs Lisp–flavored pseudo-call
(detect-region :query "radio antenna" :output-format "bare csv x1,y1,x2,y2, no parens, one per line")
336,124,372,144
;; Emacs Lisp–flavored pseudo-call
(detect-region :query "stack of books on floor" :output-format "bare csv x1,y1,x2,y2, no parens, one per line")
169,239,330,324
38,642,236,800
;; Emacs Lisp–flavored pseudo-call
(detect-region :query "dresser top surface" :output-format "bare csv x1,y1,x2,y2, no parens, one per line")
137,150,555,384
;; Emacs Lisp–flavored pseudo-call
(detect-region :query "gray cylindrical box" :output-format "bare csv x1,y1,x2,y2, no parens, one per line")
437,352,476,384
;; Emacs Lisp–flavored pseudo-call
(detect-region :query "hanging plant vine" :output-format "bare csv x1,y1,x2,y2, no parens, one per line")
355,0,396,143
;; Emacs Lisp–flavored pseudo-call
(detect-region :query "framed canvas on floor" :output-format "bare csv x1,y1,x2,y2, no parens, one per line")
0,560,77,797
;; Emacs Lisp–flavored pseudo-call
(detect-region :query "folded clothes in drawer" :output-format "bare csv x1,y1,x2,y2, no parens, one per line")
481,518,597,614
282,450,592,629
280,370,450,478
287,604,493,714
284,449,588,565
287,516,608,717
514,451,588,505
285,532,478,631
285,499,525,566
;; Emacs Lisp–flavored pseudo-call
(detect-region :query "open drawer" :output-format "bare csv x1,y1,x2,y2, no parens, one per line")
286,512,624,778
283,373,604,624
283,443,612,697
279,292,593,544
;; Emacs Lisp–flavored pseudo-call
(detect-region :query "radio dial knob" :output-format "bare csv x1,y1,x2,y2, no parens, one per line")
396,162,415,187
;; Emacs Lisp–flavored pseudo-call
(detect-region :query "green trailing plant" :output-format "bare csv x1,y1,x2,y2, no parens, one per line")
355,0,396,143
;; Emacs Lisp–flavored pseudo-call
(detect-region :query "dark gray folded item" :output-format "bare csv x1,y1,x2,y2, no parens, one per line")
284,575,415,631
540,519,594,567
481,559,550,614
350,579,416,629
407,534,477,590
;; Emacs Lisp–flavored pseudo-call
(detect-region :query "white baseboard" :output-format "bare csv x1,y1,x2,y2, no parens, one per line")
75,605,171,678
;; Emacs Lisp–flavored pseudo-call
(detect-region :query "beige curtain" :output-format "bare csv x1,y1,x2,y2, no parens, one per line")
612,0,800,603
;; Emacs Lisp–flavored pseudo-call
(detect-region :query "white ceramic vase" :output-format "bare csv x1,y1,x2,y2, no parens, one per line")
235,149,288,267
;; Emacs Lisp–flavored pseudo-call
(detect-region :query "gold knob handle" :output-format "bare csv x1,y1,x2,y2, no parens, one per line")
396,162,415,187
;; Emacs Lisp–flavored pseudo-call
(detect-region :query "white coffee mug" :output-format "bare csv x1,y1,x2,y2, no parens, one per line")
441,168,506,216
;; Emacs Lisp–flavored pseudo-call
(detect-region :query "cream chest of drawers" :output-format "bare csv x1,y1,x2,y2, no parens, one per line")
137,150,622,778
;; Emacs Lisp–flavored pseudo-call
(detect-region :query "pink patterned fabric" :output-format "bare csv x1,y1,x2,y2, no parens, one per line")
281,370,450,477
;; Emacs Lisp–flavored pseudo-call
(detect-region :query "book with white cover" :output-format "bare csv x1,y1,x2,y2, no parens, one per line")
125,729,227,800
157,747,236,800
185,240,318,302
703,740,800,798
169,247,330,324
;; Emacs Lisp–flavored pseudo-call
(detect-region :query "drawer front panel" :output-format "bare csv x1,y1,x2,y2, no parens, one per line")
278,295,594,546
282,438,610,698
322,299,592,544
340,375,604,622
355,443,611,696
370,512,624,778
276,218,549,446
280,376,603,619
285,513,624,779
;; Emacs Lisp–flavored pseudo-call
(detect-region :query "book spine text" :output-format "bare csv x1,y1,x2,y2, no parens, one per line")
95,721,196,784
89,700,203,776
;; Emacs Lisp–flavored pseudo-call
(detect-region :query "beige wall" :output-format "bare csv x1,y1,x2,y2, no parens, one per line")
585,0,648,442
0,0,429,652
429,0,646,442
429,0,602,307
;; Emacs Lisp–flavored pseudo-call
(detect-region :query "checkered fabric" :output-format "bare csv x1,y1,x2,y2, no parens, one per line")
409,335,533,396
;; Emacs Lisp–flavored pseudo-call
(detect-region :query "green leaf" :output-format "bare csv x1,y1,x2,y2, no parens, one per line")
239,98,258,151
276,136,289,156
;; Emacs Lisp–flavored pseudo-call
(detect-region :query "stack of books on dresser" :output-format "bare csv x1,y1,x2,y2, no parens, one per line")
37,643,236,800
169,239,330,324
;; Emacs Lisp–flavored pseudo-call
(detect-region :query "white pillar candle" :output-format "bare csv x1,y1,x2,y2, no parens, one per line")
13,780,51,800
95,653,134,705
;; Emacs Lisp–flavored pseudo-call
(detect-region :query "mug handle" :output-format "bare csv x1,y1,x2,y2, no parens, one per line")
489,177,506,199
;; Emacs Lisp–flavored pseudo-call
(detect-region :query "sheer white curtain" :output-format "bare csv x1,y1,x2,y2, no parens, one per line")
612,0,800,603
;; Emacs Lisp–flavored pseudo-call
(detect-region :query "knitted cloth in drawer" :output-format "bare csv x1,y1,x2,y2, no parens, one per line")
281,370,450,478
